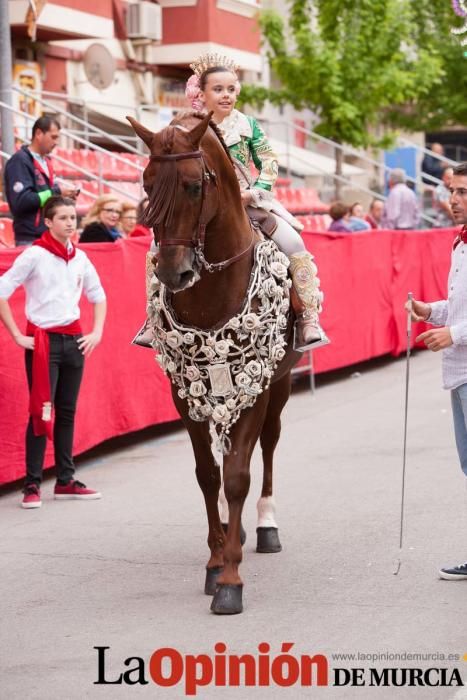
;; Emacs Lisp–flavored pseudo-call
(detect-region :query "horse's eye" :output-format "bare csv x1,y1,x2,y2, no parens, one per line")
184,181,202,197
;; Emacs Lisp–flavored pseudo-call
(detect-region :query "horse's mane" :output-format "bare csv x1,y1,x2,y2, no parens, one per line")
143,111,234,230
171,110,234,167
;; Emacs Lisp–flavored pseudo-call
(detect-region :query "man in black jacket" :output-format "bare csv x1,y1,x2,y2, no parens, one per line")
4,116,77,246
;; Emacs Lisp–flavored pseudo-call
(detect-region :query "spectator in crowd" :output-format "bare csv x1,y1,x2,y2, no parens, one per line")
433,167,455,228
80,195,122,243
0,196,106,509
119,202,138,238
382,168,420,230
407,162,467,580
348,202,371,232
365,199,385,229
4,116,78,247
421,142,445,185
129,197,151,238
328,202,352,232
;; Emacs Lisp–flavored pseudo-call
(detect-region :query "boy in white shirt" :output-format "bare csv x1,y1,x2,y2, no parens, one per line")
0,196,107,508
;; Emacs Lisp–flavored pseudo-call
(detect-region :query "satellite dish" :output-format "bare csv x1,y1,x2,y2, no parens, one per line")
83,44,116,90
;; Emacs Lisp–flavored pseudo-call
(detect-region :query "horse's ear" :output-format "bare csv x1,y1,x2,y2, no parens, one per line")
189,112,213,147
126,116,154,148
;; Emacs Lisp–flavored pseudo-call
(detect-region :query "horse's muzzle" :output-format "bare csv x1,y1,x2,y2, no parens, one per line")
156,248,199,292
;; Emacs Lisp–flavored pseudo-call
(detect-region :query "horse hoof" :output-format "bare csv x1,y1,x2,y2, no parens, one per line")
256,527,282,553
210,584,243,615
222,522,247,546
204,566,223,596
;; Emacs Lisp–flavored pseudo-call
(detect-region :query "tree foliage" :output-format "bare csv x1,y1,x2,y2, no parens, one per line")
238,0,464,147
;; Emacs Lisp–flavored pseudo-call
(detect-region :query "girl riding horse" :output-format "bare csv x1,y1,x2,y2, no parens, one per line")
186,53,328,351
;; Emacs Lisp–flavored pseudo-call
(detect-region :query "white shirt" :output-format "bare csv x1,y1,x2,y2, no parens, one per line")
428,239,467,390
0,245,106,328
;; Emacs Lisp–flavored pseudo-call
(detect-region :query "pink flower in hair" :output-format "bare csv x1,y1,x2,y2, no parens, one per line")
185,74,204,111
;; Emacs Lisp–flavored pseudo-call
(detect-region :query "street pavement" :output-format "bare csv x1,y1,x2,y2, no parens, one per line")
1,349,466,699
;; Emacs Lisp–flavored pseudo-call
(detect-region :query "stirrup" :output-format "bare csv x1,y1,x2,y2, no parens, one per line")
293,319,330,352
131,320,154,349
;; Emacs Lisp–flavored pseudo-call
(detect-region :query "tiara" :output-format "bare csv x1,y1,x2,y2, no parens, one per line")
190,53,238,78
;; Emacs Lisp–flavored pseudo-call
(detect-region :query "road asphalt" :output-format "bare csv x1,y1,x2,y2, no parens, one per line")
1,349,466,699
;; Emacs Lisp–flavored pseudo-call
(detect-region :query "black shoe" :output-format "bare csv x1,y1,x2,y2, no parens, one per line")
439,561,467,580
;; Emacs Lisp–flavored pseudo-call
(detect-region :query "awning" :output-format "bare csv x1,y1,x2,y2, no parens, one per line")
269,138,363,178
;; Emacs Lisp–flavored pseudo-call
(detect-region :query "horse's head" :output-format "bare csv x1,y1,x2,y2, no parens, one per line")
127,112,221,293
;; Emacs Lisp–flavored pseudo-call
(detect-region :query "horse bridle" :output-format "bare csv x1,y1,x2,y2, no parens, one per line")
148,149,255,273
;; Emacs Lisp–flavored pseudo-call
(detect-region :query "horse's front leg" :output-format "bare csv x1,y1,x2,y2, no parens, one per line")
211,393,270,615
173,391,225,596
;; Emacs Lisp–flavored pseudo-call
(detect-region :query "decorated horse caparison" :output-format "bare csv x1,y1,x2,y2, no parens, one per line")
128,111,302,614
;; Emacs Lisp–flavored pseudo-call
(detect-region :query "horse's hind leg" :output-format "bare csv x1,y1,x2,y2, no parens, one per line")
257,372,292,554
173,393,225,596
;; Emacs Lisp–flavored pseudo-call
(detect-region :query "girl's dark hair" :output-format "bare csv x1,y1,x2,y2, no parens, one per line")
43,195,76,220
199,66,232,91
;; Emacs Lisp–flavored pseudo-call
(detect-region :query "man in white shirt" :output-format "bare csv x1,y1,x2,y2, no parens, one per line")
0,196,106,508
408,162,467,580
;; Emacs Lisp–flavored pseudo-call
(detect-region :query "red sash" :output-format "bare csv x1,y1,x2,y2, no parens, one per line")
26,320,82,438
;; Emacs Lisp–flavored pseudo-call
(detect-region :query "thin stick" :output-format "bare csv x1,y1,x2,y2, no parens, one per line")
393,292,412,575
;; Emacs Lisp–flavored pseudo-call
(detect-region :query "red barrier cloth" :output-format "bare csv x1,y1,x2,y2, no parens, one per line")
0,229,458,485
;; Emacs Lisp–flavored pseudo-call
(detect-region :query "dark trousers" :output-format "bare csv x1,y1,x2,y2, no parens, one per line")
25,334,84,487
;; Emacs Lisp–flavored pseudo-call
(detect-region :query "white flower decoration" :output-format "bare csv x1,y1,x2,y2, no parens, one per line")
166,330,183,349
212,405,231,423
272,345,286,362
245,360,262,378
263,278,277,298
167,360,177,373
226,398,236,410
243,313,260,332
270,261,288,279
189,380,207,397
278,314,288,329
202,346,216,360
235,372,251,387
228,317,241,330
185,365,200,382
280,299,290,314
183,332,195,345
215,339,230,356
178,388,188,399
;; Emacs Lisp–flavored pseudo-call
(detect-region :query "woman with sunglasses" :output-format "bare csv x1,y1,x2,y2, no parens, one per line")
80,196,123,243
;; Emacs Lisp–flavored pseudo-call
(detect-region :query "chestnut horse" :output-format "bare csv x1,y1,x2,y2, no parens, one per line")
128,111,300,614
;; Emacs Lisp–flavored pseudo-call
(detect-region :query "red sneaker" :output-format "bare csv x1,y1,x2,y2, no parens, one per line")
22,484,42,509
54,479,101,500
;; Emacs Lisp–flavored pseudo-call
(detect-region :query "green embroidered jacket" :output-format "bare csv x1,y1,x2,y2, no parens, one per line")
218,110,279,192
